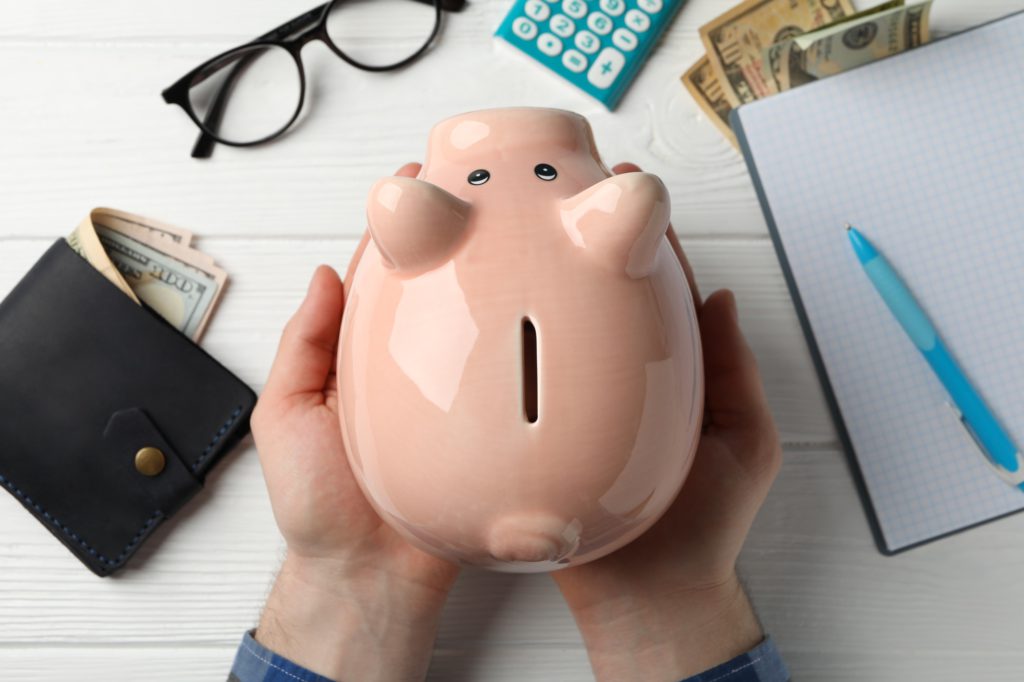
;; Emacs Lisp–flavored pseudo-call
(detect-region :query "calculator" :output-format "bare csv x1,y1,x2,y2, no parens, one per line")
496,0,685,109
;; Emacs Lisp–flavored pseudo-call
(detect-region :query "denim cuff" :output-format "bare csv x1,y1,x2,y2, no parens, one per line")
227,629,336,682
678,636,789,682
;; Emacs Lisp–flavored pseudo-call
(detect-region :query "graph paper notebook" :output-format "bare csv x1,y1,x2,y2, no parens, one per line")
732,10,1024,554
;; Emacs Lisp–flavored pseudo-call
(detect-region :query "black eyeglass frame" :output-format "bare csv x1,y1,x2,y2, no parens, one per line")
162,0,460,158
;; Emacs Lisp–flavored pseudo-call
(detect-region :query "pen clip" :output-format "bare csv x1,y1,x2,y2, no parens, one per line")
944,402,1024,487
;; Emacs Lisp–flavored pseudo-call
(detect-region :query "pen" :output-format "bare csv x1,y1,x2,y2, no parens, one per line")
846,224,1024,489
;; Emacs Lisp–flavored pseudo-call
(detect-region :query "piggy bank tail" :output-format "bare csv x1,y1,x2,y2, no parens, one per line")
486,514,581,563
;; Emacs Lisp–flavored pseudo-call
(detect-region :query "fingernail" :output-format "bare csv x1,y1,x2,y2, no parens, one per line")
308,265,331,294
726,290,739,323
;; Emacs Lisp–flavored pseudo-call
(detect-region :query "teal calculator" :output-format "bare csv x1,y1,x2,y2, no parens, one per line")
496,0,686,109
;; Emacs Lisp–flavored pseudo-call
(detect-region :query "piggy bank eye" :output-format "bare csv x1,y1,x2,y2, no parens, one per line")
467,169,490,185
534,163,557,181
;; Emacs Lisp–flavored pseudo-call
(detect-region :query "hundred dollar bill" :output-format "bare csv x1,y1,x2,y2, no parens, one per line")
66,209,226,341
92,222,226,341
67,212,140,304
699,0,855,107
765,0,932,92
682,56,738,149
92,207,193,248
67,208,197,304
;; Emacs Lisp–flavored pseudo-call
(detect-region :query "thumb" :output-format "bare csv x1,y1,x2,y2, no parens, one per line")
262,265,345,402
699,290,780,471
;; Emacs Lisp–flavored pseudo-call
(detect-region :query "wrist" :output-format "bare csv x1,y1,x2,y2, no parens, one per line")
255,553,451,682
569,573,764,682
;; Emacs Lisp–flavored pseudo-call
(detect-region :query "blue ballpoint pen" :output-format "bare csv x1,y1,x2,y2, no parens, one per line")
846,224,1024,489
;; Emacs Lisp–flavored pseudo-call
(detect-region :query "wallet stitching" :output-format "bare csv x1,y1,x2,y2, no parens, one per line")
0,473,160,568
191,404,244,472
0,404,242,569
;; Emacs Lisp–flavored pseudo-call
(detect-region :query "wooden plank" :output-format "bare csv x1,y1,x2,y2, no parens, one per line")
0,644,598,682
5,446,1024,679
0,236,836,441
4,643,1024,682
745,447,1024,676
0,0,1009,43
3,644,1024,682
0,30,769,239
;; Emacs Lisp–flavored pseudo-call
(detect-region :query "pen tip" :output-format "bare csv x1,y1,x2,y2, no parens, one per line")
844,222,853,231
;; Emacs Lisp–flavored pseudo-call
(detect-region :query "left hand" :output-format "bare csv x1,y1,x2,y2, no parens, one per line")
250,162,459,681
551,163,783,681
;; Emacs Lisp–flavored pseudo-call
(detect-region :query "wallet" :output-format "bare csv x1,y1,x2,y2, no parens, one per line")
0,239,256,576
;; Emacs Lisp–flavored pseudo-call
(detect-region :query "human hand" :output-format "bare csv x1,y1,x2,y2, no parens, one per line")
249,162,459,681
551,163,783,681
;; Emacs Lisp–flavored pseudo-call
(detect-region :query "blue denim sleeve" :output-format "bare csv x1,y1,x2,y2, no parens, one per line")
227,629,787,682
227,630,336,682
677,636,789,682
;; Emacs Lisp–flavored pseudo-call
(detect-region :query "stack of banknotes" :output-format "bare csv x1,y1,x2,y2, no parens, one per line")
683,0,933,148
66,208,226,341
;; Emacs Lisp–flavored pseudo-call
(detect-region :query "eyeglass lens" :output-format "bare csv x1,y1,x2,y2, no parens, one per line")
188,44,302,145
325,0,439,68
186,0,439,146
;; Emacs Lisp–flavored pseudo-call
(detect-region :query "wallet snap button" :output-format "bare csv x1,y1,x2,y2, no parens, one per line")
134,446,166,476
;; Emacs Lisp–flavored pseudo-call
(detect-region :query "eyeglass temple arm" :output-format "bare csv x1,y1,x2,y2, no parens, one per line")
189,57,255,158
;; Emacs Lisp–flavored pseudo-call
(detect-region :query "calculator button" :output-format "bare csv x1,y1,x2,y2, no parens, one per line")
537,33,563,56
637,0,663,12
562,49,589,73
513,17,539,40
574,30,601,54
611,27,638,51
625,9,651,32
562,0,588,20
550,14,576,37
587,47,624,89
599,0,625,16
525,0,551,21
587,12,613,35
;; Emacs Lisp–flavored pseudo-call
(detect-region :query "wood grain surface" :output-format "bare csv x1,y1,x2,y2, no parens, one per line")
1,1,1022,679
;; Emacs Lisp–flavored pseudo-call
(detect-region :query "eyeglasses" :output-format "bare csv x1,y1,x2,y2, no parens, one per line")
161,0,464,158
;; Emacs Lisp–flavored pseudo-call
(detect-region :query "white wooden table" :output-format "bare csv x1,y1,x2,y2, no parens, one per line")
2,1,1022,679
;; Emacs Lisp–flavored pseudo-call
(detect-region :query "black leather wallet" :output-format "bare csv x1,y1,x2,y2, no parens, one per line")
0,239,256,576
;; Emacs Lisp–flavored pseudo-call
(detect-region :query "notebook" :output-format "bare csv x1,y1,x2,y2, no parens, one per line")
732,10,1024,554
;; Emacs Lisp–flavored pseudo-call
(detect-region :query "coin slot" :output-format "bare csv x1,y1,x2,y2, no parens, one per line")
522,317,538,424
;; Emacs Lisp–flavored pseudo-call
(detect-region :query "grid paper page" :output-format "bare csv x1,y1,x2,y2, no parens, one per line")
736,11,1024,552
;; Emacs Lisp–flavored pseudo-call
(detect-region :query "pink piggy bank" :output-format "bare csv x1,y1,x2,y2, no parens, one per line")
338,108,703,572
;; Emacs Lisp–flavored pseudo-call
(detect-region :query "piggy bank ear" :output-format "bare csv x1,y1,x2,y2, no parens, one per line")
559,173,671,279
366,177,471,273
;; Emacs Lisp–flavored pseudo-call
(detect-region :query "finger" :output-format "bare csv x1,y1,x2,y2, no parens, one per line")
666,229,701,310
395,161,422,178
612,161,701,309
344,162,423,297
263,265,345,402
699,289,773,434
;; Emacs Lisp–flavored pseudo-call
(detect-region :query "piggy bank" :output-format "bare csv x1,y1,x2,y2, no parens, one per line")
338,108,703,572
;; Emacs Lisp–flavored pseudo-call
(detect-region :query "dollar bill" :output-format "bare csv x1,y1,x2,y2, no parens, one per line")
68,214,140,304
763,0,905,91
92,223,226,341
765,0,932,92
92,207,194,248
699,0,855,107
66,209,226,341
682,56,738,149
